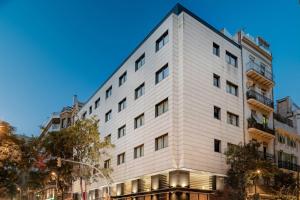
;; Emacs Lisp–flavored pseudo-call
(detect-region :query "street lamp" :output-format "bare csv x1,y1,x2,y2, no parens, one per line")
254,169,261,199
17,187,22,200
51,171,58,199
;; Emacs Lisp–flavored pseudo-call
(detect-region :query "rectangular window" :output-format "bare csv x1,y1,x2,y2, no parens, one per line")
226,81,238,96
155,64,169,84
213,43,220,56
105,134,111,143
156,30,169,52
105,110,112,122
118,98,127,112
134,144,144,159
117,152,125,165
155,98,168,117
89,106,92,114
227,112,239,127
135,83,145,100
119,71,127,86
95,97,100,109
214,139,221,153
155,134,168,151
104,159,110,169
225,51,238,67
118,125,126,139
214,106,221,120
106,86,112,99
135,54,145,71
134,113,144,129
82,111,87,120
213,74,220,88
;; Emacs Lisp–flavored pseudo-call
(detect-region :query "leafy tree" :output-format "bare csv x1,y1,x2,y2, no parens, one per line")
41,117,113,200
224,141,278,200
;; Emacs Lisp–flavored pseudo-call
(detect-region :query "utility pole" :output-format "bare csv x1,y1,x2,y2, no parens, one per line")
297,167,299,200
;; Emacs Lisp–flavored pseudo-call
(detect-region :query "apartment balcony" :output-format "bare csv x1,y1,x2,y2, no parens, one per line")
246,89,274,113
246,61,274,88
258,151,275,162
248,118,275,140
278,161,299,172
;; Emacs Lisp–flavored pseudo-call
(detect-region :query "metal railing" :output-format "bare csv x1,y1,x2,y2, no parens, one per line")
273,113,294,127
248,118,275,135
278,161,299,172
246,89,274,108
246,61,273,81
258,151,275,162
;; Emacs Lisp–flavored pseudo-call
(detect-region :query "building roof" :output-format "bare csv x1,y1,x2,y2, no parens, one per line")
81,3,240,109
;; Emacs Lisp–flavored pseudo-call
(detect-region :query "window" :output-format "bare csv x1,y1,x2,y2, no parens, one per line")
119,71,127,86
118,98,127,112
106,86,112,99
213,74,220,88
104,159,111,169
156,30,169,52
155,98,168,117
134,144,144,159
227,112,239,127
118,125,126,139
135,83,145,100
82,111,87,119
214,139,221,153
135,54,145,71
105,134,111,143
225,51,238,67
117,153,125,165
226,81,238,96
105,110,112,122
214,106,221,120
278,134,286,144
155,64,169,84
95,97,100,109
134,114,144,129
213,43,220,56
155,134,168,151
89,106,92,114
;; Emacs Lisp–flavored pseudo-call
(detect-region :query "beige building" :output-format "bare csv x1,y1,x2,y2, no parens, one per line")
70,3,291,200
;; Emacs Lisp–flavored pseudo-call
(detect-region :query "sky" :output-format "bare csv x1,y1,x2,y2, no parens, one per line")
0,0,299,136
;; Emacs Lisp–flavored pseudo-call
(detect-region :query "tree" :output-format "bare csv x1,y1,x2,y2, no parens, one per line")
224,141,277,200
41,117,113,200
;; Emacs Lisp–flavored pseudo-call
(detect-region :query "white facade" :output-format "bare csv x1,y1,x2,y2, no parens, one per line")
72,4,276,200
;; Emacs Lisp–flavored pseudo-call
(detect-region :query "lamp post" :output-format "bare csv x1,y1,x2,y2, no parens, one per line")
51,171,58,199
17,187,22,200
254,169,261,200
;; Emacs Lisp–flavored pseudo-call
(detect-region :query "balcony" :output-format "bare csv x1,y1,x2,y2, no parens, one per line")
246,89,274,113
246,61,274,88
248,118,275,140
258,151,274,162
278,161,299,172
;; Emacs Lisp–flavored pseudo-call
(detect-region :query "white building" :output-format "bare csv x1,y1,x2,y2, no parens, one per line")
72,4,276,200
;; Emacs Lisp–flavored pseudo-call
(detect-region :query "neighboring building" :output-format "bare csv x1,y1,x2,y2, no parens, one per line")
238,30,275,160
274,97,300,173
71,3,278,200
38,95,83,200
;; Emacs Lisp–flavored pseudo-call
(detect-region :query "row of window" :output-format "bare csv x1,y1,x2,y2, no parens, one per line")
278,133,297,148
213,106,239,127
213,74,238,96
104,134,168,168
213,42,238,67
107,99,168,142
83,63,169,119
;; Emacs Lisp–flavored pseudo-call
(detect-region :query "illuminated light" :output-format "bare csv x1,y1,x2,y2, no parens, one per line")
256,169,261,174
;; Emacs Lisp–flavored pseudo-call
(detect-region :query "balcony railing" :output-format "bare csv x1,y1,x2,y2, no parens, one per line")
278,161,299,172
258,151,274,162
246,89,274,108
246,61,273,81
248,118,275,135
273,113,294,127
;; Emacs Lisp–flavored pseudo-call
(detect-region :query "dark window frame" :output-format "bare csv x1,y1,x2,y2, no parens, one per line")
118,98,127,112
134,113,145,129
135,53,145,71
214,139,221,153
135,83,145,100
156,30,169,52
155,98,169,117
155,133,168,151
213,74,220,88
95,97,100,109
213,43,220,56
119,71,127,86
106,86,112,99
214,106,221,120
155,64,169,84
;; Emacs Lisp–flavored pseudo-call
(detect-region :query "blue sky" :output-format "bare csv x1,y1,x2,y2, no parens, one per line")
0,0,299,135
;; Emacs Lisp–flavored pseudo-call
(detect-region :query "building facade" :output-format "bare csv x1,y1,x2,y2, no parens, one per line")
72,4,278,200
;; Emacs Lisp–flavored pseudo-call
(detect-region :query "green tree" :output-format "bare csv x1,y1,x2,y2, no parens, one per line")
41,117,113,200
224,141,277,200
